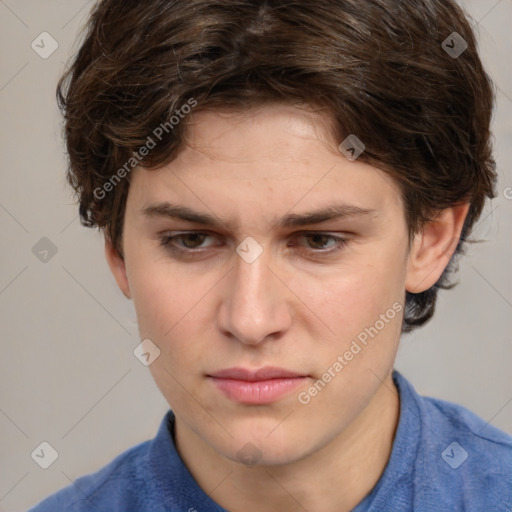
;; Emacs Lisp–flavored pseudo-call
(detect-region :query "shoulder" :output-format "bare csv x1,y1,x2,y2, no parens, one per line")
398,373,512,510
28,439,160,512
422,391,512,465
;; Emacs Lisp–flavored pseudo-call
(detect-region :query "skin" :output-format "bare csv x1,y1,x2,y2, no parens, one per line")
105,103,469,512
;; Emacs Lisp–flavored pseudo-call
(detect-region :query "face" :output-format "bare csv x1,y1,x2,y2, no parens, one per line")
112,103,415,465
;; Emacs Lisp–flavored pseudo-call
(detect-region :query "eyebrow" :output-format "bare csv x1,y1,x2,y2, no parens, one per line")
141,201,376,231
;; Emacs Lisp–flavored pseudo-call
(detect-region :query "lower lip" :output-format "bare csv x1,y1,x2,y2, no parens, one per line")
210,377,307,404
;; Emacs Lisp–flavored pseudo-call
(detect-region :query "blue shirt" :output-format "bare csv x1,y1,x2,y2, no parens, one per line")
29,371,512,511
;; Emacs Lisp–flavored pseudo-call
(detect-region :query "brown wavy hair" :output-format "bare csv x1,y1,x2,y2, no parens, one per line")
56,0,497,333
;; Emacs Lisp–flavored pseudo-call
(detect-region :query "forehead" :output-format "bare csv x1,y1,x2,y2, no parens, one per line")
125,104,404,230
181,103,342,162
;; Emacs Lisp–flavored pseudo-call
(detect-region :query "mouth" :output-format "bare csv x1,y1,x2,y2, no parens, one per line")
207,367,309,405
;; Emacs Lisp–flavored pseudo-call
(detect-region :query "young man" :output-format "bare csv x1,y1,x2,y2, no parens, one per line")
30,0,511,510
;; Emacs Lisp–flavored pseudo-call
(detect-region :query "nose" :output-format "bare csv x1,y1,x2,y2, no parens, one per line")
217,244,292,346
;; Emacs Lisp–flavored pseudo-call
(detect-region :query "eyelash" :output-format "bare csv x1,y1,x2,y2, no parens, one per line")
158,232,349,259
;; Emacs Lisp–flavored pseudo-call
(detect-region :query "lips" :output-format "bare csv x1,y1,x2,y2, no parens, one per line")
208,367,309,404
209,367,306,381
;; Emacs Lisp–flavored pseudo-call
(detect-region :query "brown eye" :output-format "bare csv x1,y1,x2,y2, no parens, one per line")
159,232,216,253
303,234,339,250
292,233,349,255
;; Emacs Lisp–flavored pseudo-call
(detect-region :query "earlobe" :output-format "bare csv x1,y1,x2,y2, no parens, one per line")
104,234,132,299
405,203,470,294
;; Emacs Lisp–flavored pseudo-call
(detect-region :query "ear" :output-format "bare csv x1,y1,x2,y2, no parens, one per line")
405,203,470,293
104,234,132,299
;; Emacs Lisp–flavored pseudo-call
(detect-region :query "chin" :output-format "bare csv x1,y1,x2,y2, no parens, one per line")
214,426,312,468
224,442,305,468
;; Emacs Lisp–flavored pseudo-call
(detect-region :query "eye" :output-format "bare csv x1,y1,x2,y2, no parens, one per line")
291,233,348,255
158,231,349,259
159,232,215,252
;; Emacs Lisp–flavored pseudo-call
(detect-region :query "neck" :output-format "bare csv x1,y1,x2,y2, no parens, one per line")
175,370,400,512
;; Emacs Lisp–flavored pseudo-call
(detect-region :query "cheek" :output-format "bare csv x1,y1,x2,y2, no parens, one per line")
130,266,207,406
133,282,200,355
125,238,196,333
315,258,406,376
130,274,173,339
127,253,215,363
314,258,404,332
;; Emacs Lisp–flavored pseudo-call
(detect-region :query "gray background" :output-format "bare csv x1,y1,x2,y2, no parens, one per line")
0,1,511,510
